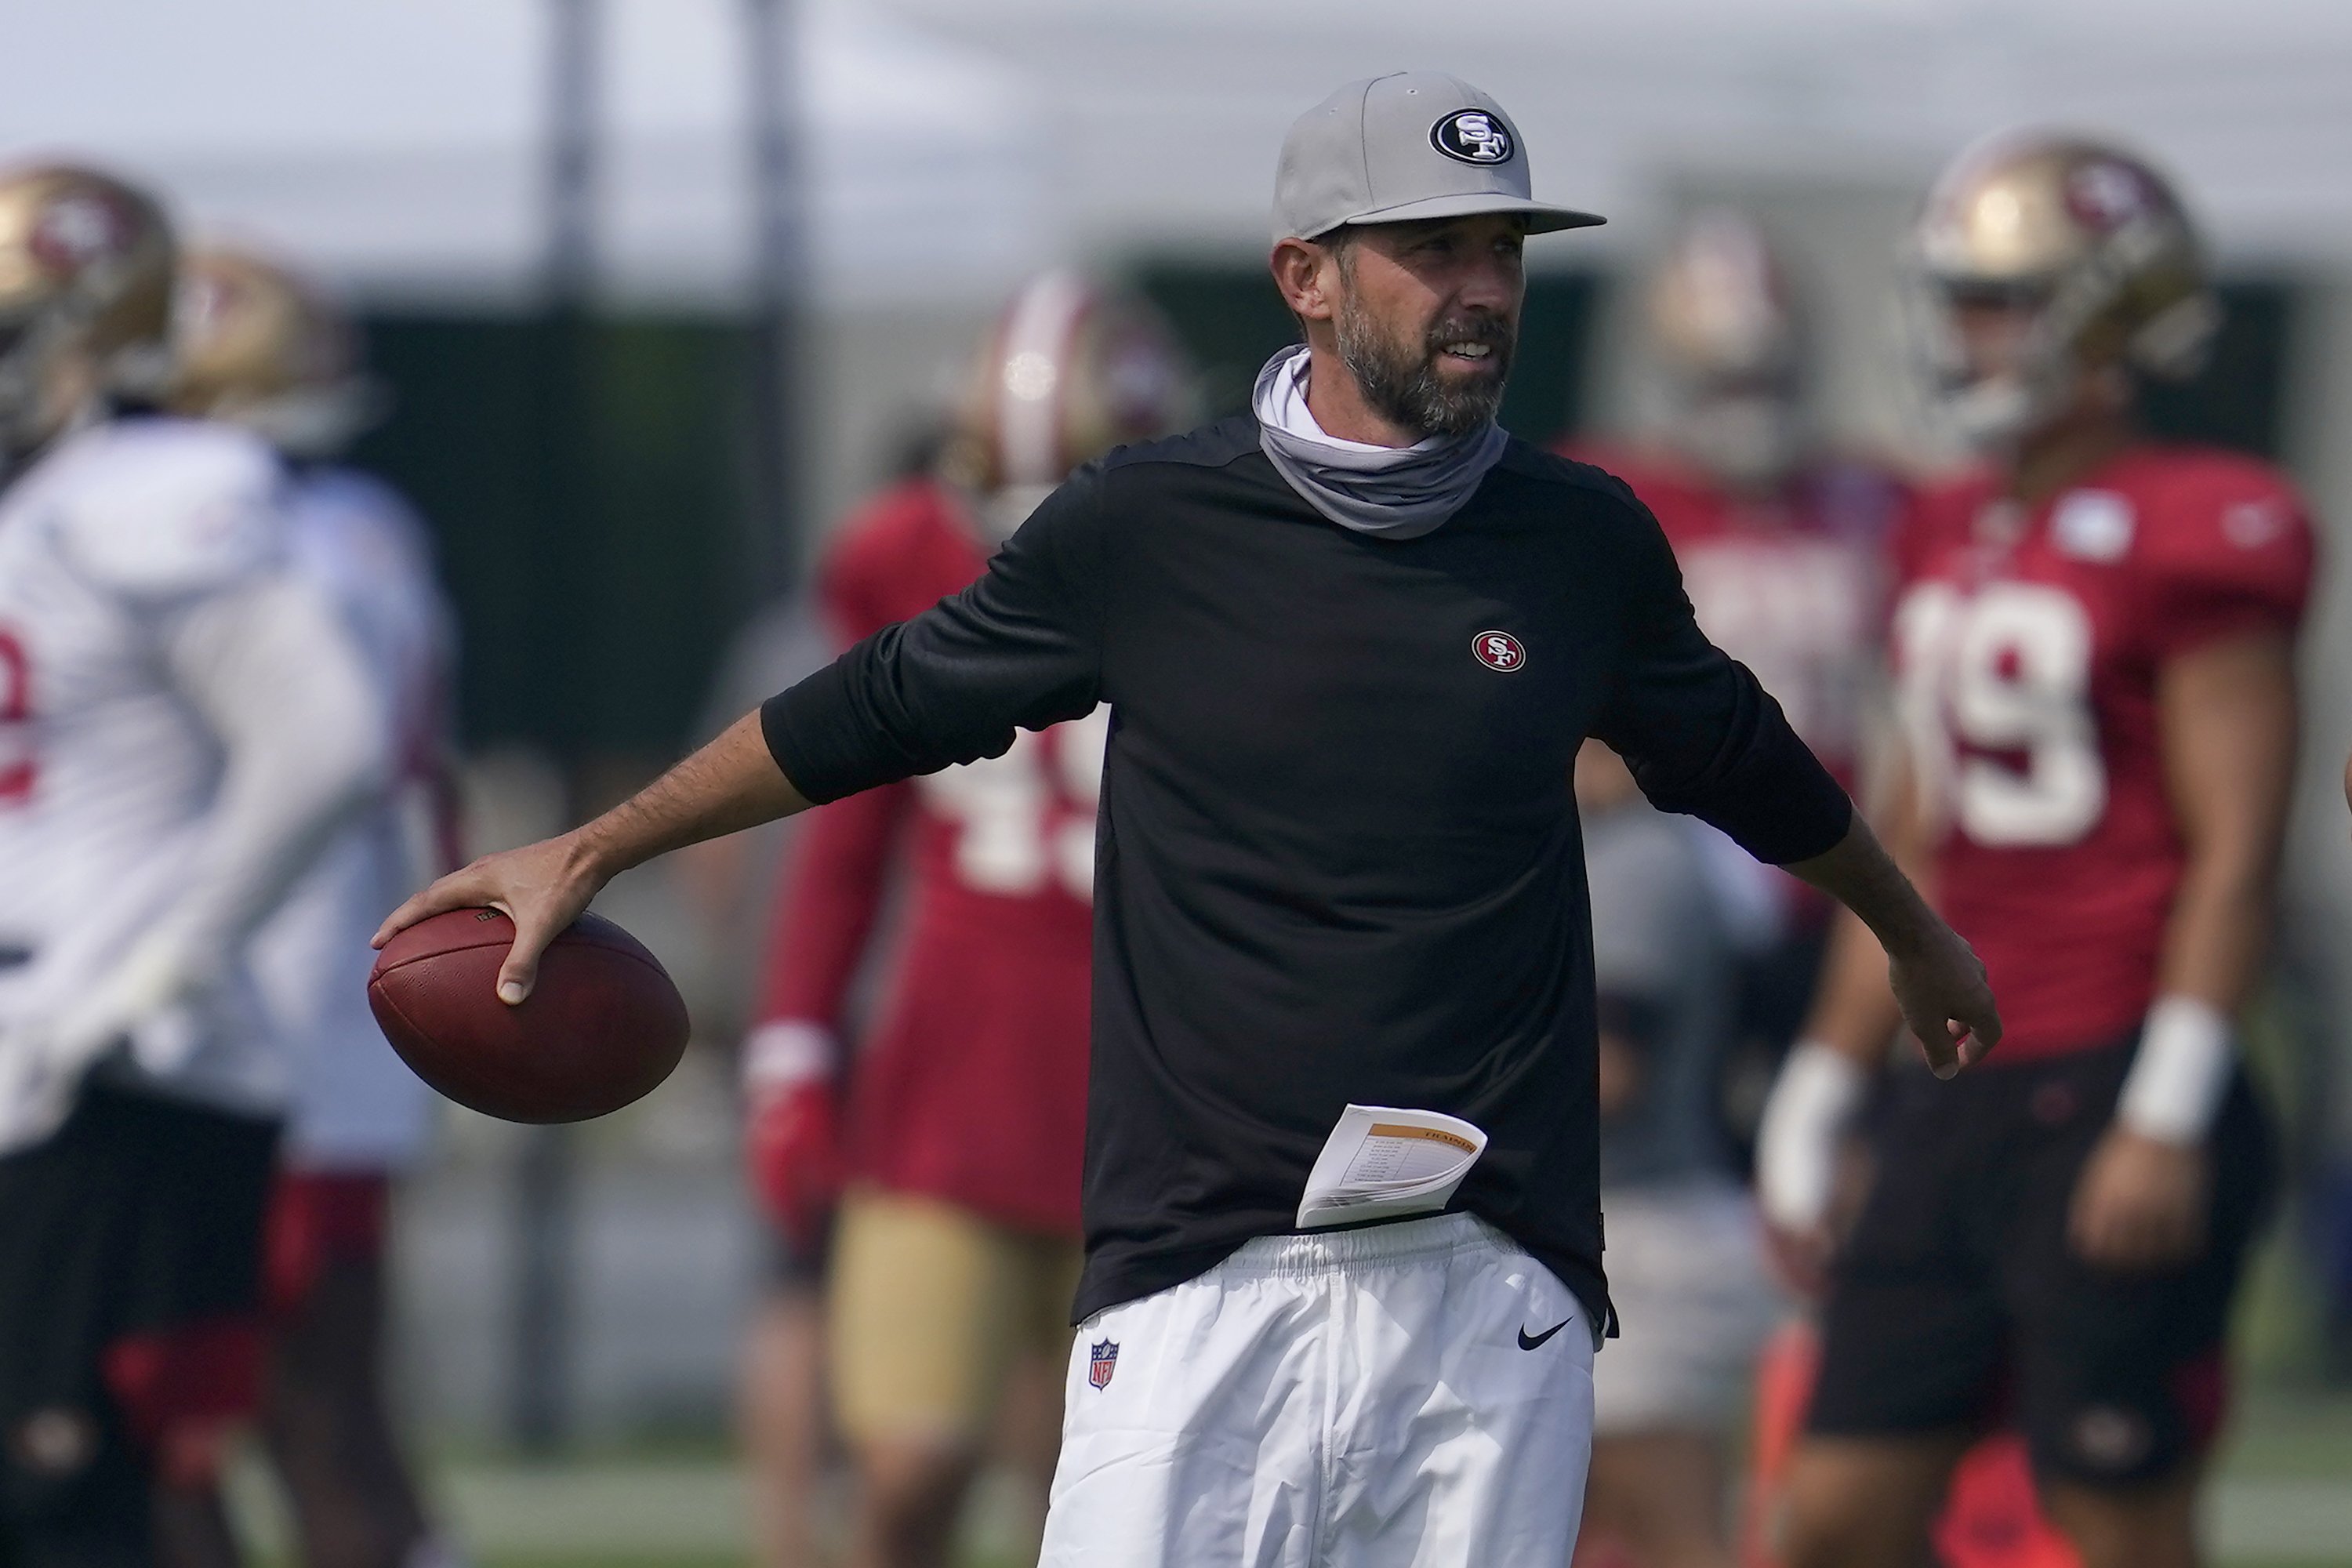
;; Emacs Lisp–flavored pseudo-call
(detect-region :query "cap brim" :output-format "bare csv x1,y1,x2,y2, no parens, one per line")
1314,192,1606,238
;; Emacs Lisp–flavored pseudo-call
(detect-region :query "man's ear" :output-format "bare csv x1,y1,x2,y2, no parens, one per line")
1271,238,1336,325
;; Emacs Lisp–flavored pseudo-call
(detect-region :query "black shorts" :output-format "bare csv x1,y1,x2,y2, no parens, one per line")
0,1083,279,1554
1808,1038,2273,1487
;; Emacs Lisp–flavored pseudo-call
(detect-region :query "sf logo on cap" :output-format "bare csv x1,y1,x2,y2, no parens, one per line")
1432,110,1513,165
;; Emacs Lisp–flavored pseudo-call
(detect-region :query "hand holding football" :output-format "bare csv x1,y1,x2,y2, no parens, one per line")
367,907,689,1123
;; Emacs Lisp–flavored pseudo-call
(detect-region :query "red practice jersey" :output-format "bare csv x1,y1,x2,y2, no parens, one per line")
757,478,1102,1234
1570,446,1906,782
1890,445,2314,1062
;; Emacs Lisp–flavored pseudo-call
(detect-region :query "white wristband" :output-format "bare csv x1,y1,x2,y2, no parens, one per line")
742,1020,837,1095
1756,1040,1867,1232
2115,996,2235,1145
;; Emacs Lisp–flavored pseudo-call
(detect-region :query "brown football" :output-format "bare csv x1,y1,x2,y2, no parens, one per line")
367,907,690,1123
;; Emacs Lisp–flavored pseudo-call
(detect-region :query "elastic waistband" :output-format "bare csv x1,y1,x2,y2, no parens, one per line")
1218,1212,1518,1281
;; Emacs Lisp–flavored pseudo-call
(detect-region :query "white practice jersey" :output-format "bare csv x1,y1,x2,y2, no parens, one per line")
0,418,300,1129
248,469,452,1171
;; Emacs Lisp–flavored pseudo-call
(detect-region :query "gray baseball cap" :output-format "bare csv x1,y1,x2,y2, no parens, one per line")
1272,72,1605,245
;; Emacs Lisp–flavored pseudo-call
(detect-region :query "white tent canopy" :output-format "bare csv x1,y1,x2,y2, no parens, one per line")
890,0,2352,265
0,0,1045,304
4,0,2350,303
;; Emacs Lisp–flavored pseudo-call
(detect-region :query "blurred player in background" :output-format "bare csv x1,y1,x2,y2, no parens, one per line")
1567,211,1907,1131
720,420,962,1568
1570,740,1772,1568
739,272,1190,1568
0,166,386,1568
169,246,459,1568
718,419,952,1568
1624,219,2080,1568
1758,132,2310,1568
1570,211,2052,1568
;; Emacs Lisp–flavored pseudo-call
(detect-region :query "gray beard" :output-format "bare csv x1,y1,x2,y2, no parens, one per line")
1334,296,1511,438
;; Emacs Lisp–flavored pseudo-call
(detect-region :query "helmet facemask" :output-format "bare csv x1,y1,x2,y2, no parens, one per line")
1910,274,2076,452
1671,372,1805,492
0,304,162,464
0,310,70,459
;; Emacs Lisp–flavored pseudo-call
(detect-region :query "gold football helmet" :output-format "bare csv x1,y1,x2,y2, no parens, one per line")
0,162,175,458
169,245,378,456
1645,209,1804,488
1911,131,2216,447
939,271,1195,536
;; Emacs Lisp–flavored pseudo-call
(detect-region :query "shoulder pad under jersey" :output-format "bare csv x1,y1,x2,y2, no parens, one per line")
41,418,289,601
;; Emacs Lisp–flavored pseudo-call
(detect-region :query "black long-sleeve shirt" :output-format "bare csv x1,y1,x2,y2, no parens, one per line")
763,416,1851,1326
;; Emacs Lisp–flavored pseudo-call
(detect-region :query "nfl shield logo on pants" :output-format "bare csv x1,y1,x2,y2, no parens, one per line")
1087,1339,1119,1390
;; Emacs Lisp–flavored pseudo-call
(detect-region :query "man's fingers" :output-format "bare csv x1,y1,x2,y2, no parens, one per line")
495,954,538,1006
1929,996,2002,1077
495,932,544,1005
373,870,487,948
495,907,564,1006
1916,1019,1961,1080
1962,994,2002,1057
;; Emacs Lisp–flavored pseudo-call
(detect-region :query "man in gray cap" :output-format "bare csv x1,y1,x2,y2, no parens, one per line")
376,71,1999,1566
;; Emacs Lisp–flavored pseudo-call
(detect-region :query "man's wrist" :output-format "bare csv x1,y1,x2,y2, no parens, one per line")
564,822,630,887
1853,873,1944,957
2116,995,2234,1145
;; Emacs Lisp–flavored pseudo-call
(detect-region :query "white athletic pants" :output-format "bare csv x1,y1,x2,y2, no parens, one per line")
1040,1213,1595,1566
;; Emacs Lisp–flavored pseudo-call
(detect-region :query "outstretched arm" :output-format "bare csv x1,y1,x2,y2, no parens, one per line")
372,711,810,1003
375,468,1110,1005
1588,499,1997,1076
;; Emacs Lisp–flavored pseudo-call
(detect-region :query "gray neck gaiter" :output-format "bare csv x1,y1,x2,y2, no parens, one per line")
1251,344,1508,542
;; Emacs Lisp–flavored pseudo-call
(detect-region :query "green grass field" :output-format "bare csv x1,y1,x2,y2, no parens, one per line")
230,1390,2352,1566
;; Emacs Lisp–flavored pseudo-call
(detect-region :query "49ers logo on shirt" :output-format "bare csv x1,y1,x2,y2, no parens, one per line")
1472,630,1526,672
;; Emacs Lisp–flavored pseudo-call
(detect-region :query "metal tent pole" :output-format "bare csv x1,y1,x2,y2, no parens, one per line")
510,0,601,1455
742,0,804,596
